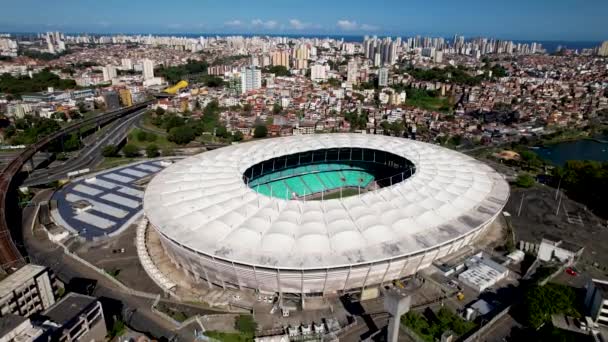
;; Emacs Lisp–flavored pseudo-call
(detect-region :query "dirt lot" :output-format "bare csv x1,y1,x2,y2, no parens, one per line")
504,184,608,279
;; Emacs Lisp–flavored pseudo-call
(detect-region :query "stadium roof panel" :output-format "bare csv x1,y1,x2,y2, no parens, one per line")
144,134,509,269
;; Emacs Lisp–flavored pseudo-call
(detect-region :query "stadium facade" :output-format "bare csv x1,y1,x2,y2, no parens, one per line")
143,134,509,296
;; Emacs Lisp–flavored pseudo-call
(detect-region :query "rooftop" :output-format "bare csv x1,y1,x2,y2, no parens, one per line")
0,264,47,299
0,314,28,337
43,292,97,326
144,134,510,269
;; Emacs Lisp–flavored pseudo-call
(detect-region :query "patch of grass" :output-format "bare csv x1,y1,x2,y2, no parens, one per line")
166,308,188,322
141,112,168,134
406,96,452,112
106,268,121,278
127,128,177,149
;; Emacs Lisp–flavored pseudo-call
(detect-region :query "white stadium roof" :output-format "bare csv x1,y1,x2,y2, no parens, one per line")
144,134,509,270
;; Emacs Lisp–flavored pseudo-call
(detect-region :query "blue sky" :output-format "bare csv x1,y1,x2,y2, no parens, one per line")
1,0,606,41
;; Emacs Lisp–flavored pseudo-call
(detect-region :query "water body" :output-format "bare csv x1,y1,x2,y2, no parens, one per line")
534,137,608,166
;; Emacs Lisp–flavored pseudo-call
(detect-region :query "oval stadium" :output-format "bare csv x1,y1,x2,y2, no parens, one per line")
143,134,509,296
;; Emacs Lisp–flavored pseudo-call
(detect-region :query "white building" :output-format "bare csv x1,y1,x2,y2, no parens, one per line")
585,279,608,327
378,67,389,87
102,65,117,82
240,66,261,94
311,64,327,82
142,59,155,80
458,253,509,292
537,235,583,263
121,58,133,70
347,60,358,85
0,265,56,318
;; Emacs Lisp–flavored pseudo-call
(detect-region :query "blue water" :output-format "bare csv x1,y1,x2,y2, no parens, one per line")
534,137,608,166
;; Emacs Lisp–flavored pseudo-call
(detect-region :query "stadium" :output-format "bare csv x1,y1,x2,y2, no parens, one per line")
143,134,509,297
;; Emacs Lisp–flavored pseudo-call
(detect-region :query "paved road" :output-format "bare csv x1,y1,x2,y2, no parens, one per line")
21,190,179,339
0,152,51,170
24,110,144,186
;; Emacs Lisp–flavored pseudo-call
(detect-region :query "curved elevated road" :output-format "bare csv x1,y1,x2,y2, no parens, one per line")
23,109,146,187
0,101,153,270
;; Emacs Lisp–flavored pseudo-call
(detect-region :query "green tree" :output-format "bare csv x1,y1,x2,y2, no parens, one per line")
272,103,283,115
51,111,67,121
232,131,244,142
522,283,581,328
136,130,148,141
155,107,166,116
235,315,257,335
243,103,253,114
215,125,229,139
262,65,290,77
102,145,119,157
515,174,535,188
122,144,140,158
168,126,196,145
253,125,268,138
146,144,159,158
162,114,185,132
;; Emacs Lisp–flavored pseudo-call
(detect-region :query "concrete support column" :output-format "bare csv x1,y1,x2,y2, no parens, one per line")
384,290,411,342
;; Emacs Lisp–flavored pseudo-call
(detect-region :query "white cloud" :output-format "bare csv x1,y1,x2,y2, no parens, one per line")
251,19,278,29
289,19,308,30
224,19,242,27
336,19,358,31
336,20,379,32
360,23,379,31
166,23,183,29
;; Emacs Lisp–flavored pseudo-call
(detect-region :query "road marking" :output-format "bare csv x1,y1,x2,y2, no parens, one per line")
101,193,140,208
74,211,115,229
85,178,120,189
65,193,128,218
136,164,160,172
118,186,144,198
120,168,148,178
73,184,103,196
103,173,135,183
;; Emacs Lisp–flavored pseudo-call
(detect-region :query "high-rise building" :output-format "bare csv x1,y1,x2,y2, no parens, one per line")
599,41,608,56
102,65,117,82
310,64,327,82
378,67,389,87
119,89,133,107
374,52,381,67
103,91,121,110
46,34,55,54
142,59,155,80
271,50,290,68
0,264,56,319
240,66,261,94
347,60,358,85
121,58,133,70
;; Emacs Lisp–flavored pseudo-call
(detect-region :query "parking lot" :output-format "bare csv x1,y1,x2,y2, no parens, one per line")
505,185,608,278
51,160,172,239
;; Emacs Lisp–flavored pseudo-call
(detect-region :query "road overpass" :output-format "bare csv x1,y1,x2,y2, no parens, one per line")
0,101,153,272
23,109,146,187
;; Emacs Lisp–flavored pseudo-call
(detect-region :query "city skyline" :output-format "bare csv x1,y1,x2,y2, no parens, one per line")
1,0,607,41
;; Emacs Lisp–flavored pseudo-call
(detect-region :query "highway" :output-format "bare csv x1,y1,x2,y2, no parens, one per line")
23,109,145,187
0,102,152,270
0,151,52,170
